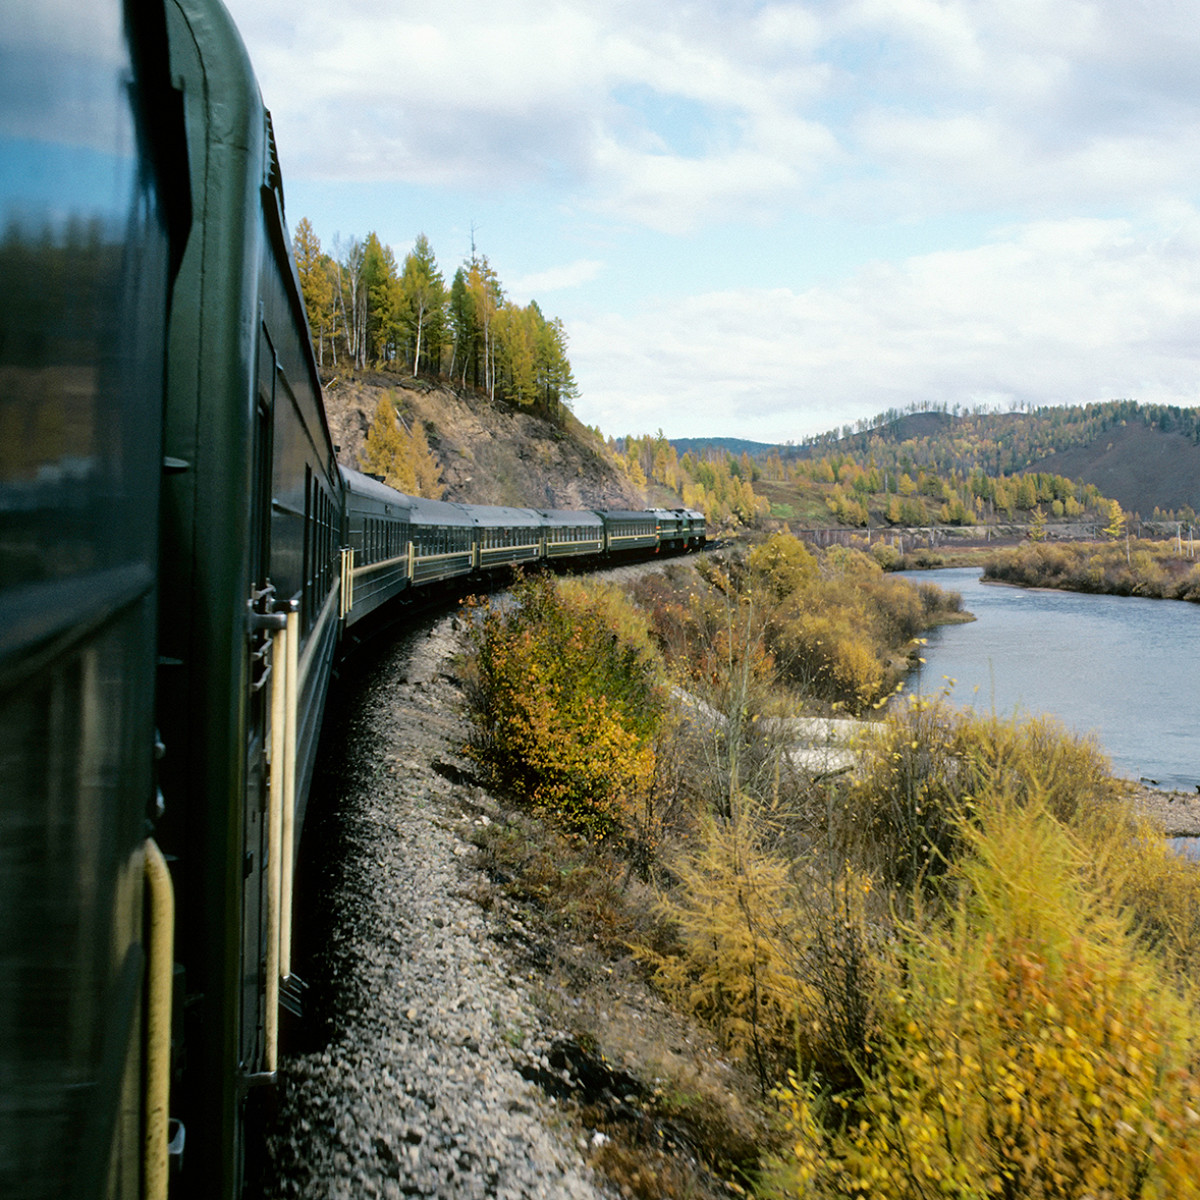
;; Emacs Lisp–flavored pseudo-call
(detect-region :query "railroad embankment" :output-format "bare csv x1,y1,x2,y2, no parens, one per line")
323,371,645,511
260,605,755,1199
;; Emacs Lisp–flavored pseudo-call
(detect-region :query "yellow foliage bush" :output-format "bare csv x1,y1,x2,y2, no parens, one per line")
772,609,885,713
635,537,962,715
463,575,666,843
986,539,1200,603
747,533,820,600
847,696,1114,893
766,789,1200,1199
642,804,811,1090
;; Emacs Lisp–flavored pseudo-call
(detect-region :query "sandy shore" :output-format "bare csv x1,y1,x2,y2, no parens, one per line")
1123,781,1200,837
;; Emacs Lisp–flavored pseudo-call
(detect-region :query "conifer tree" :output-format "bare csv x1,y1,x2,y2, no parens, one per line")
1028,504,1047,541
358,394,444,498
1103,498,1126,539
398,233,446,376
293,217,335,367
362,232,401,364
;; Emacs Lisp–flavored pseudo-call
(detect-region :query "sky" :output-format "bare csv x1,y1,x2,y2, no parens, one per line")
220,0,1200,444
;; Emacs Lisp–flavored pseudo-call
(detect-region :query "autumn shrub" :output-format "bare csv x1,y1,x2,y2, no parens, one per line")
1080,801,1200,979
766,788,1200,1199
1180,562,1200,601
771,609,885,713
642,803,808,1094
644,811,881,1101
749,534,963,713
986,539,1200,602
845,697,1114,895
632,538,963,716
630,557,1200,1200
462,574,667,843
746,533,820,599
840,696,971,893
869,540,901,570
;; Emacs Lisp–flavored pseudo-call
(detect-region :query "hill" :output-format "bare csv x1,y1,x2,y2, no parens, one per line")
668,436,779,459
715,400,1195,528
323,371,645,510
1025,422,1200,518
757,401,1200,525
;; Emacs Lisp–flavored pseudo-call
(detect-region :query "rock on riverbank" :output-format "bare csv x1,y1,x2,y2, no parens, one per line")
1124,781,1200,837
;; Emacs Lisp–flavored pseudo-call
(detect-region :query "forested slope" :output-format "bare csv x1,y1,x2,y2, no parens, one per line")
778,400,1200,521
323,372,644,511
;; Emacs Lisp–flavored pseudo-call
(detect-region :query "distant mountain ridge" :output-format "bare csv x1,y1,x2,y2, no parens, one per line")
671,402,1200,519
669,436,780,459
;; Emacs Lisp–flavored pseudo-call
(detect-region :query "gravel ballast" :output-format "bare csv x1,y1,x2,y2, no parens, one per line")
260,614,615,1200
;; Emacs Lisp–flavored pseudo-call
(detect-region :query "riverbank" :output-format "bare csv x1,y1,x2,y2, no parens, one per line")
982,539,1200,603
1124,780,1200,836
898,567,1199,796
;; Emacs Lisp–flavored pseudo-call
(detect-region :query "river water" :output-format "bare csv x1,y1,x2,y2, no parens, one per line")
898,567,1200,793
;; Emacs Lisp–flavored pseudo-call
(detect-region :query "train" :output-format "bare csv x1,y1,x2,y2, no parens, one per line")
0,2,703,1198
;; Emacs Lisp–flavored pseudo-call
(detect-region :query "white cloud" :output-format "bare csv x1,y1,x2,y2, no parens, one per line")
588,134,829,233
570,213,1200,440
507,259,605,300
226,0,1200,231
220,0,1200,444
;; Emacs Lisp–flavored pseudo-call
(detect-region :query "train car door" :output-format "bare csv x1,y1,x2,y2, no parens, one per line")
242,323,277,1077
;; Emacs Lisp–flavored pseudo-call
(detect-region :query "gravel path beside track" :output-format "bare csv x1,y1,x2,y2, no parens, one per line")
260,614,614,1200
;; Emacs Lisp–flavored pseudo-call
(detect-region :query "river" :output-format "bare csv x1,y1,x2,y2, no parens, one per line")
898,567,1200,794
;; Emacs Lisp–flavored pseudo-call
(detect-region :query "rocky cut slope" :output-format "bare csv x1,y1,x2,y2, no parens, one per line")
322,372,646,511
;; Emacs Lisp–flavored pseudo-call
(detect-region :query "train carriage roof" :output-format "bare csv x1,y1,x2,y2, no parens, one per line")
537,509,604,529
404,496,476,529
464,505,545,529
340,465,417,513
595,509,658,522
340,465,475,527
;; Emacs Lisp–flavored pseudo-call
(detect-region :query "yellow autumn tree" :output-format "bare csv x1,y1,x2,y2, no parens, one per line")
358,394,444,498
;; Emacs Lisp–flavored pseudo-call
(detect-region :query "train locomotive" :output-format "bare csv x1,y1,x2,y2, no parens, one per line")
0,2,704,1198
